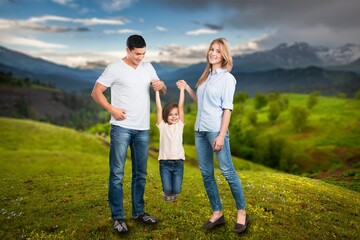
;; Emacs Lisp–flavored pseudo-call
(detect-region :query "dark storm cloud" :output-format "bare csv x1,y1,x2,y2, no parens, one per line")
156,0,360,30
192,21,223,31
155,0,360,46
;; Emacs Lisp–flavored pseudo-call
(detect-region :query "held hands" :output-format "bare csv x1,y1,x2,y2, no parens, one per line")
151,79,165,92
176,79,187,90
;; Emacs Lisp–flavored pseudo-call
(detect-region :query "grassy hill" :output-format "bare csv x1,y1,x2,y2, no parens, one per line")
0,117,359,239
229,94,360,191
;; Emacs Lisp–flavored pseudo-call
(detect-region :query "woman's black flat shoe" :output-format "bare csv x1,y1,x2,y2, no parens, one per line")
202,215,225,229
234,214,249,233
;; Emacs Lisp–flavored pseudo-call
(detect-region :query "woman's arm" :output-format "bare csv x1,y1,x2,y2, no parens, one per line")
177,80,197,103
212,109,231,152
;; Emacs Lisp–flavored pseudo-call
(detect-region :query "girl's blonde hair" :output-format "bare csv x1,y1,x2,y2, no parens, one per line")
196,38,233,88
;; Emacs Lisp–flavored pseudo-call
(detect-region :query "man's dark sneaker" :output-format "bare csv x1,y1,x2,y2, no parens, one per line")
132,212,158,224
114,219,128,233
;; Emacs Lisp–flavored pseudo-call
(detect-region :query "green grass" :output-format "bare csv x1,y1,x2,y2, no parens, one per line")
232,94,360,187
1,117,360,239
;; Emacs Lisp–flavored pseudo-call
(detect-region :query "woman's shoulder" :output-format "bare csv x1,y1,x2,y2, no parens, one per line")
221,71,236,83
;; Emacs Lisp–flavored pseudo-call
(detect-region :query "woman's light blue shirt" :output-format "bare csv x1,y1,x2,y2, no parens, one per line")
195,68,236,132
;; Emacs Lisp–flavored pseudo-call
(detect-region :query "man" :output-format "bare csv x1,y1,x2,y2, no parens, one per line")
91,35,167,234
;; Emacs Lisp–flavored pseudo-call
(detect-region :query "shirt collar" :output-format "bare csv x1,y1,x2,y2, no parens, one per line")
210,68,226,75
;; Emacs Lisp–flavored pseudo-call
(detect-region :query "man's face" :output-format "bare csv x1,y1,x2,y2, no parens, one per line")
126,47,146,66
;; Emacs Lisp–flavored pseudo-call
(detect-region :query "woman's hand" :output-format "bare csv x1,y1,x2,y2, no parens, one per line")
212,135,224,152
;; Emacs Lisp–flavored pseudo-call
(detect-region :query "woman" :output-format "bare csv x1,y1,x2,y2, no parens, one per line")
177,38,248,233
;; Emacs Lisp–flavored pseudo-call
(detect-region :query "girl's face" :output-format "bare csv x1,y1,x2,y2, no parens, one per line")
208,43,223,69
167,107,179,124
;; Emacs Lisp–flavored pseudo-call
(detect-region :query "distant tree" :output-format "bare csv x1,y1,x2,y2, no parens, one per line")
247,109,258,126
337,92,347,98
290,106,310,132
268,101,281,124
307,91,320,110
14,96,30,118
254,93,268,110
278,95,289,111
234,91,248,103
267,92,280,101
355,91,360,100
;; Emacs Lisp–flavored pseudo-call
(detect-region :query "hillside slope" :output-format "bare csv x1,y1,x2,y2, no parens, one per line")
0,118,359,239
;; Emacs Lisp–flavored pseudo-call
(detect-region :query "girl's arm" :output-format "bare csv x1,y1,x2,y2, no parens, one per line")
177,80,197,103
178,88,185,123
155,91,162,124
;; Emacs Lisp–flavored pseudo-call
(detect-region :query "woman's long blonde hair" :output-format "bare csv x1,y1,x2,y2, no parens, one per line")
196,38,233,88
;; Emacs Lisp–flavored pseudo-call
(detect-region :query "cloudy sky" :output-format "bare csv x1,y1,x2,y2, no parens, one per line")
0,0,359,68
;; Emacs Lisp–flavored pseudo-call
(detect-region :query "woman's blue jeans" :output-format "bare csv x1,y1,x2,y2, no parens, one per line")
195,131,246,211
108,125,149,220
159,160,184,195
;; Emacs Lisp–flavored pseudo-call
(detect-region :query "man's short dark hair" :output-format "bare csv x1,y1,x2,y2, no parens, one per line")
126,35,146,50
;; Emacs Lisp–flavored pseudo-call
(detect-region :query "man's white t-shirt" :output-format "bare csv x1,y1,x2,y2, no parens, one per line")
96,60,159,130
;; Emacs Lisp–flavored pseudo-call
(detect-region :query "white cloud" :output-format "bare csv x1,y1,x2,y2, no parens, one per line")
104,29,140,34
52,0,73,5
24,49,125,67
185,28,218,36
28,15,125,26
156,26,167,32
100,0,137,12
0,34,68,49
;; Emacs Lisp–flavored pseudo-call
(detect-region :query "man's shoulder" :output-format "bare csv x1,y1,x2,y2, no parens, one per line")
141,61,155,68
108,60,124,68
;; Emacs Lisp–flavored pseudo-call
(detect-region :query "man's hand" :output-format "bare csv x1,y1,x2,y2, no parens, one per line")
151,79,165,92
111,106,127,120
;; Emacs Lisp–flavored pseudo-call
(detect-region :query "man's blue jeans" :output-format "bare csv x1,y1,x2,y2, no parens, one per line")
108,125,149,220
195,131,246,211
159,160,184,195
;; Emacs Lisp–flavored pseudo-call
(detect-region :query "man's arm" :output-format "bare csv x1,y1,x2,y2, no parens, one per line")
91,82,126,120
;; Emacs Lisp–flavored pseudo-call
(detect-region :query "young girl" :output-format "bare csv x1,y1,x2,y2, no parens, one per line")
155,86,185,202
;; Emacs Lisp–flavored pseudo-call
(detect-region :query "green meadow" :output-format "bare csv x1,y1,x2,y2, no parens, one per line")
1,115,360,239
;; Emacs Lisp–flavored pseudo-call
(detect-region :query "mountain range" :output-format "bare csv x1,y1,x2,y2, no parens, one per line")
0,42,359,95
0,46,99,91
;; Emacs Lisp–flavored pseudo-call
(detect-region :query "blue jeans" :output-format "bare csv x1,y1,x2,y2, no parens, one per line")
195,131,246,211
108,125,149,220
159,160,184,195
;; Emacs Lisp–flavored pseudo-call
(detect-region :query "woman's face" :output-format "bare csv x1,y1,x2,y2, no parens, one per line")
208,43,223,69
